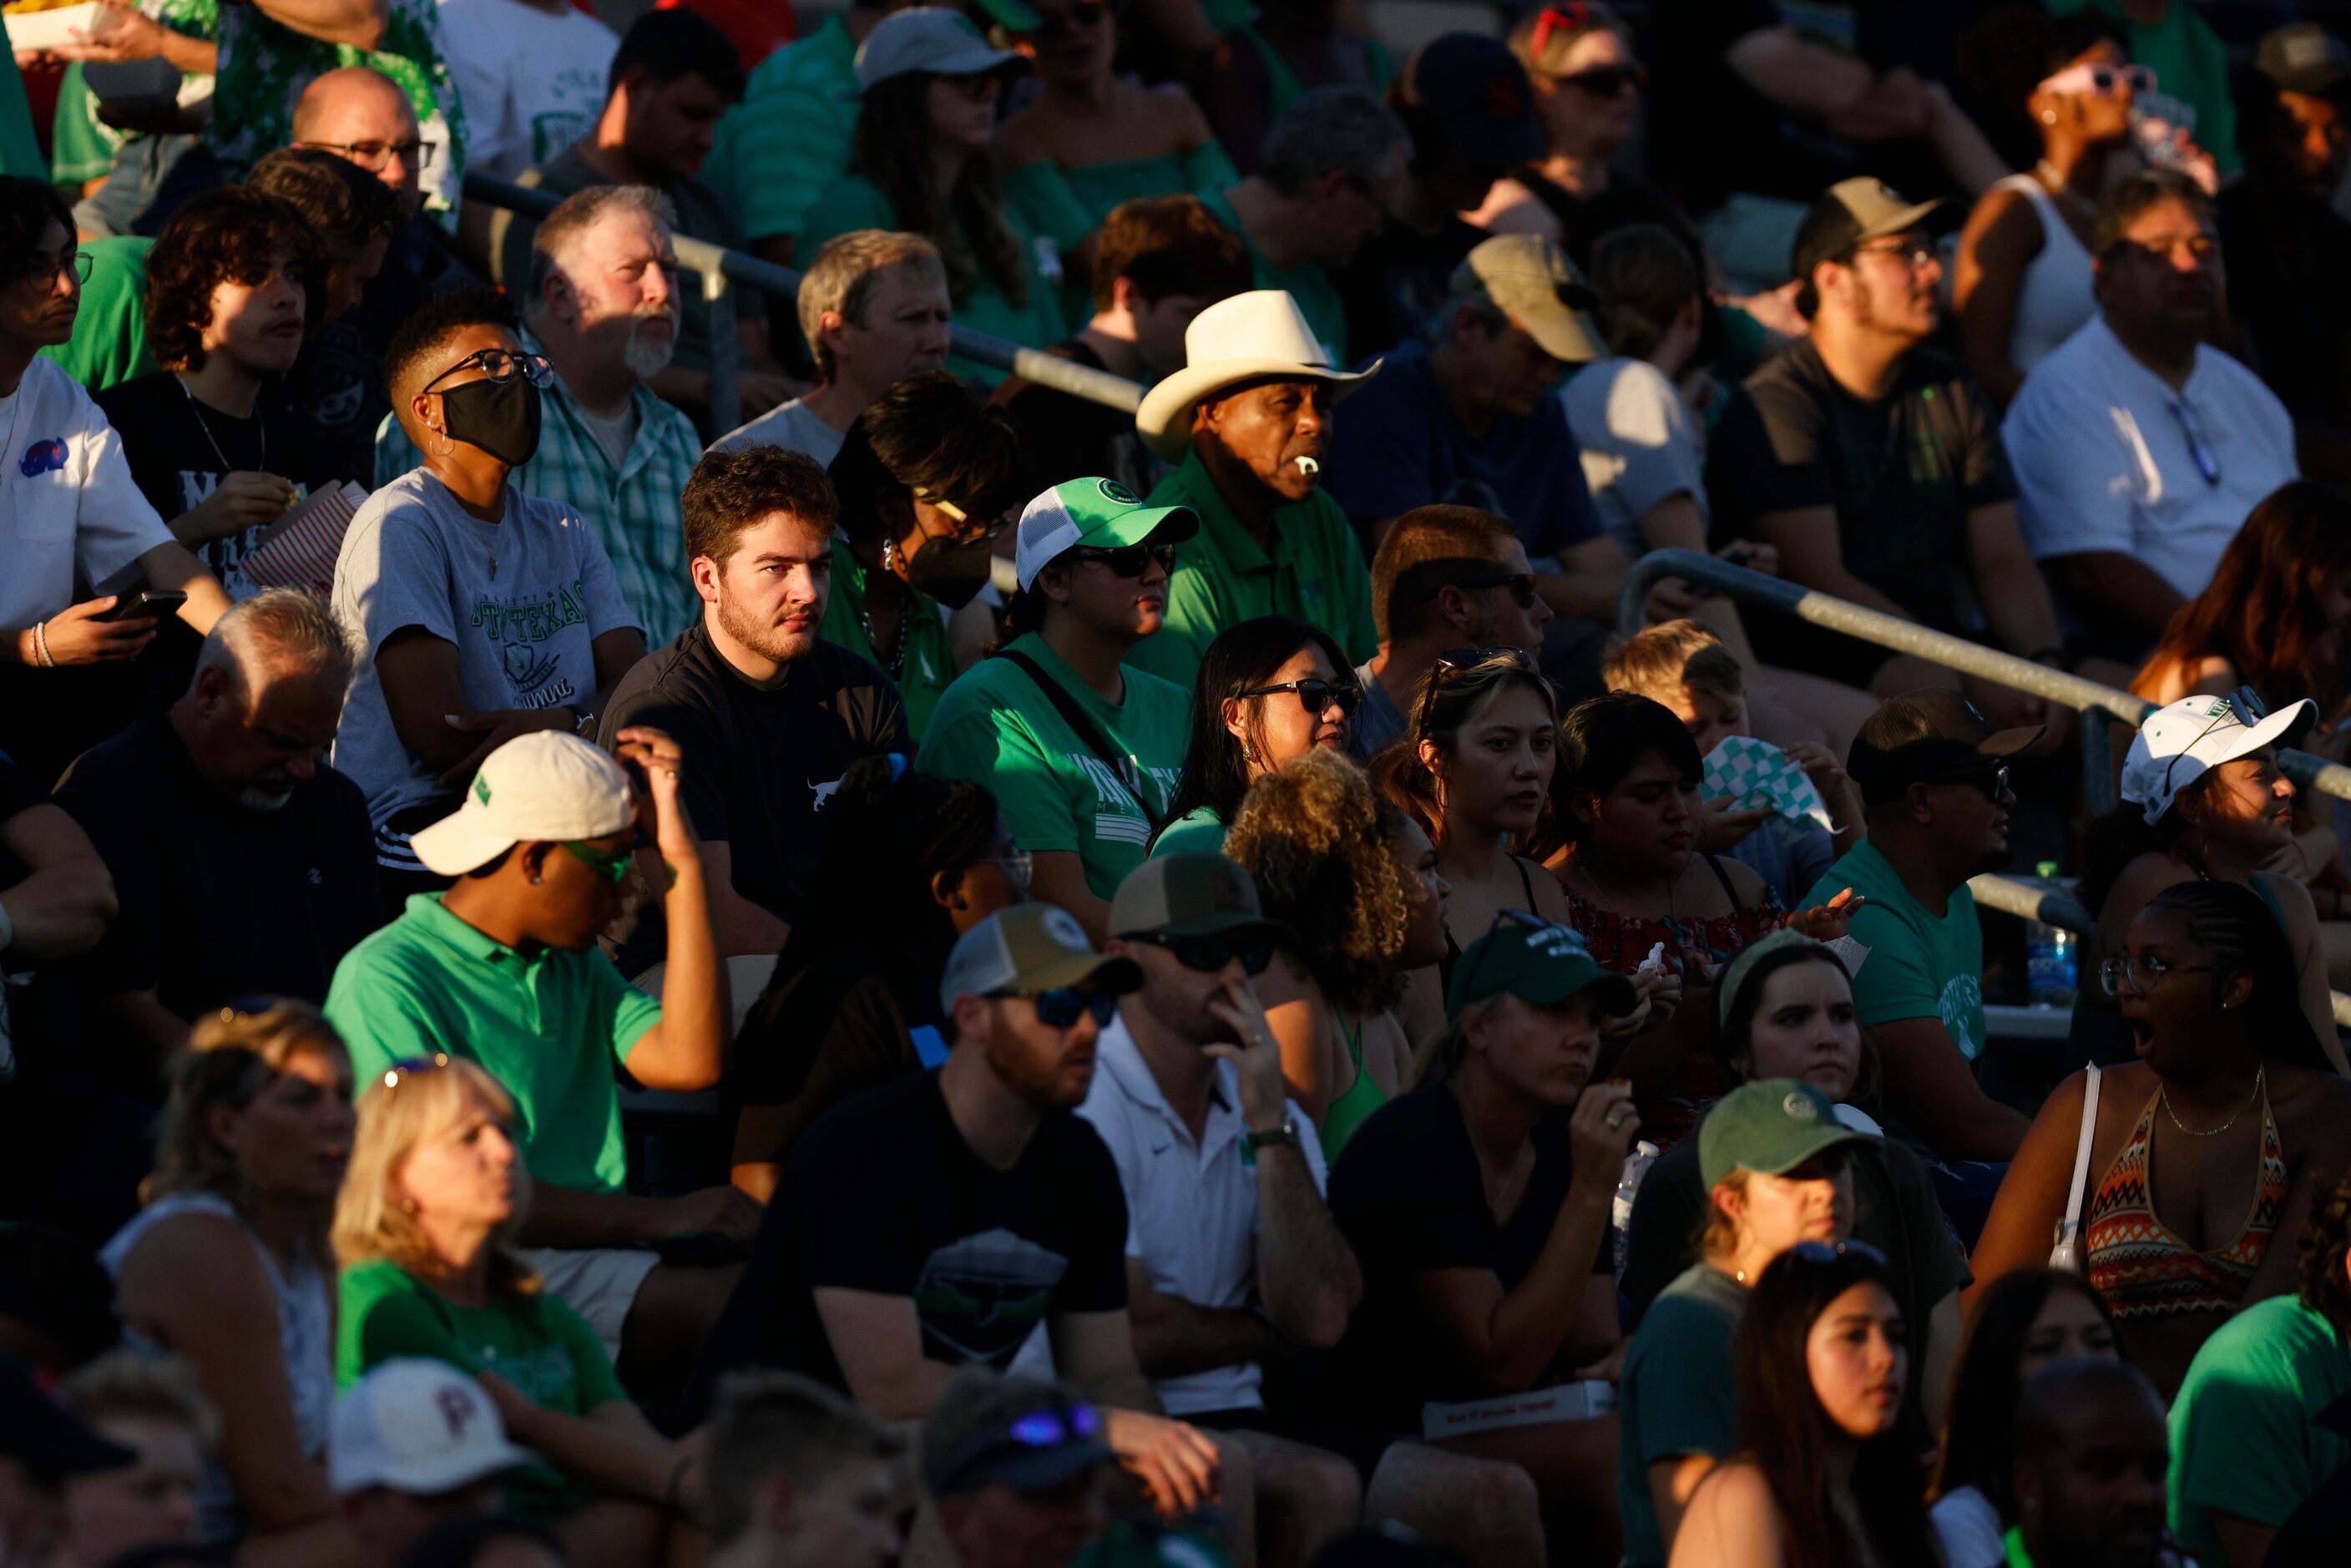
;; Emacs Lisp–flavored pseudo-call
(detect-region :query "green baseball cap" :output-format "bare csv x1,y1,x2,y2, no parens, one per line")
1108,852,1296,943
1013,476,1199,591
938,903,1142,1013
1697,1078,1875,1189
1446,911,1637,1019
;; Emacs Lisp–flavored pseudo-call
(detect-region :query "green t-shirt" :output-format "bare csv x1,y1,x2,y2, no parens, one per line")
323,893,663,1195
38,237,155,393
1150,805,1226,858
817,538,956,743
702,16,858,245
1801,838,1984,1060
0,48,43,179
2047,0,2237,177
338,1258,627,1521
2168,1295,2351,1562
1199,183,1349,367
1127,448,1378,691
1617,1262,1745,1568
915,632,1188,900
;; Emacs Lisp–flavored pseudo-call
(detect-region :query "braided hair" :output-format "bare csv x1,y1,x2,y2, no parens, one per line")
2298,1170,2351,1337
2140,879,2334,1073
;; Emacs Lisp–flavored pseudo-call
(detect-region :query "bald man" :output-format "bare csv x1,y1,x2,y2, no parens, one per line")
2010,1360,2176,1568
292,65,425,207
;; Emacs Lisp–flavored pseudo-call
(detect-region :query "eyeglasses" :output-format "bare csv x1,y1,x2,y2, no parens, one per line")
2160,685,2266,797
422,348,554,392
299,137,435,171
1419,570,1540,609
2170,397,2222,487
991,988,1120,1029
561,840,634,885
2099,953,2220,998
1924,761,2010,803
954,852,1034,893
1239,677,1362,718
1849,238,1939,271
1125,930,1276,976
2036,62,2154,99
1787,1238,1888,1267
378,1053,451,1094
1553,62,1646,95
1074,540,1176,578
1413,645,1543,739
11,249,92,291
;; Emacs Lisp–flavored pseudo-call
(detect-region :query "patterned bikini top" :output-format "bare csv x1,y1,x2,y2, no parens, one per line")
2084,1082,2288,1318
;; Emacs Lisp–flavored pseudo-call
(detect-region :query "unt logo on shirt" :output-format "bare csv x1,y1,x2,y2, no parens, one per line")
18,438,66,477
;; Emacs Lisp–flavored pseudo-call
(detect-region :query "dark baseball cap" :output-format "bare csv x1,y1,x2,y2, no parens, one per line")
0,1355,136,1479
1108,852,1294,944
1408,33,1546,168
1447,910,1637,1019
1847,688,2043,809
923,1372,1114,1500
2256,23,2351,97
1698,1079,1875,1189
1789,176,1956,286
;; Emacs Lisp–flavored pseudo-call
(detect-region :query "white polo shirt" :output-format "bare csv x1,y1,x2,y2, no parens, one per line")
2003,315,2295,599
1,357,174,630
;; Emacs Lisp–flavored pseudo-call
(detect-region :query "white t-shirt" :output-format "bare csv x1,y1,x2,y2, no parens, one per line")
713,396,848,468
2003,315,2297,599
0,357,175,630
1929,1485,2005,1568
436,0,618,179
1558,356,1708,559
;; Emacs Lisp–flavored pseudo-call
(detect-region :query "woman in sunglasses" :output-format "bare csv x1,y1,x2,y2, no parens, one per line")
335,1055,705,1558
1969,879,2351,1401
729,758,1023,1200
1155,615,1358,858
1666,1243,1934,1568
2070,690,2341,1070
102,1002,357,1560
1470,3,1646,245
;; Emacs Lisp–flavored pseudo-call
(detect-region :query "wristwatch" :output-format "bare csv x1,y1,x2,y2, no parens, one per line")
1246,1116,1301,1155
569,705,599,740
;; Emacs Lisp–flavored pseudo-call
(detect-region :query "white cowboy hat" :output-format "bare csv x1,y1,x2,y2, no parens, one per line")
1134,290,1380,464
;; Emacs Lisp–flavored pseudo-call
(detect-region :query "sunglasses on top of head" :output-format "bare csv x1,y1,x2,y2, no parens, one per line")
1074,540,1176,578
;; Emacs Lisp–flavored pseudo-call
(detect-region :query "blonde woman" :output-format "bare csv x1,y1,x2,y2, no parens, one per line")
332,1056,704,1567
99,1001,356,1564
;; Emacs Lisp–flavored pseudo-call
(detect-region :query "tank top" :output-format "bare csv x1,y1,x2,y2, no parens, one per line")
1992,174,2098,377
1320,1010,1387,1163
100,1191,336,1544
1436,855,1545,996
2083,1080,2288,1318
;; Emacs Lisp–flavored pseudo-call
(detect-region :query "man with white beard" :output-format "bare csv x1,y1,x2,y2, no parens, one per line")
375,185,708,644
53,589,382,1060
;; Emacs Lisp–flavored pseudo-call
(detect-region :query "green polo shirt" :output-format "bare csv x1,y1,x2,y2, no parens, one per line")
1127,449,1378,690
0,49,43,180
915,632,1188,900
323,893,661,1195
1150,805,1226,857
1200,184,1349,366
817,537,956,742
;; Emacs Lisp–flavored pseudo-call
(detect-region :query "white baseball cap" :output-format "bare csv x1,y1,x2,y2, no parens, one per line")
329,1359,536,1496
408,730,635,876
852,9,1024,92
2120,689,2316,825
1012,476,1198,591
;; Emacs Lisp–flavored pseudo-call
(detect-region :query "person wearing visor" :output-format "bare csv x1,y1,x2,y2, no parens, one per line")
331,287,647,913
1129,289,1382,691
2073,688,2342,1070
924,1368,1117,1568
326,726,746,1393
919,478,1200,945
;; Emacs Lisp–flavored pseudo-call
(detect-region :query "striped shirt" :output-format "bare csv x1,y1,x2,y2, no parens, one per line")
701,16,859,245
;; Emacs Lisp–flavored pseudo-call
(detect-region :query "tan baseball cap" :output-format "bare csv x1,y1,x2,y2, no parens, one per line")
1107,852,1293,943
407,731,634,876
938,903,1143,1012
1448,234,1605,364
1789,176,1954,285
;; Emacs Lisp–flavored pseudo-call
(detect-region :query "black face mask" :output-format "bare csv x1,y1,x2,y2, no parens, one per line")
440,375,543,467
904,532,997,609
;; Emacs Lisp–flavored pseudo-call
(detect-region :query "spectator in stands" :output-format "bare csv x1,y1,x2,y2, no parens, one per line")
2168,1168,2351,1567
247,147,405,330
1355,505,1550,757
2005,1360,2174,1568
689,902,1227,1520
2054,0,2237,180
435,0,616,180
993,195,1251,501
918,478,1196,944
96,188,326,601
1336,33,1542,356
330,287,645,901
1708,177,2066,721
1669,1243,1934,1568
333,1059,705,1550
1153,617,1355,857
1971,878,2351,1399
36,236,160,395
99,1001,356,1559
1129,290,1378,690
818,371,1021,738
380,186,707,648
2072,692,2339,1069
291,64,431,209
0,177,231,783
54,590,374,1060
2005,170,2297,656
1928,1269,2121,1568
703,1370,906,1568
922,1367,1114,1568
328,1360,527,1568
1191,0,1393,180
1797,690,2034,1176
728,760,1017,1200
1615,1078,1869,1568
1951,31,2133,408
600,445,909,965
0,751,115,978
56,1353,214,1568
798,11,1060,376
496,10,790,428
1469,3,1651,248
1195,86,1408,365
0,1356,134,1568
715,230,950,466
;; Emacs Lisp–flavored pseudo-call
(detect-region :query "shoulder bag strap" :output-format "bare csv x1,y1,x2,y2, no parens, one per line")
2050,1065,2104,1271
995,649,1166,834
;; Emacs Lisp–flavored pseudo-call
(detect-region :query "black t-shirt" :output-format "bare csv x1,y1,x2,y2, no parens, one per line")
600,626,910,973
52,711,382,1014
2217,180,2351,427
686,1070,1130,1416
991,338,1160,502
1316,1083,1613,1434
1335,213,1486,365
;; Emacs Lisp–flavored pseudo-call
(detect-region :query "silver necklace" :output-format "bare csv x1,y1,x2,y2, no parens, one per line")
179,377,263,473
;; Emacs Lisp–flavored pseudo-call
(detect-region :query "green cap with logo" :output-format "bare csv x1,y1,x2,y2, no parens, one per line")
1698,1078,1876,1189
1109,852,1296,943
1446,911,1638,1019
1014,476,1200,591
938,903,1143,1014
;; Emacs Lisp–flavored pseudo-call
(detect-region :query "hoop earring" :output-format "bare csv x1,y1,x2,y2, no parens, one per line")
429,425,456,457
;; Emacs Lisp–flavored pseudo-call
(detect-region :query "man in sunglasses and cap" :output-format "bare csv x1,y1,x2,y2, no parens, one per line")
925,1368,1116,1568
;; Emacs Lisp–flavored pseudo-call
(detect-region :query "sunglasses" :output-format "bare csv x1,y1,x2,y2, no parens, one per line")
1419,569,1540,610
2170,397,2222,487
378,1052,452,1095
1125,930,1275,976
955,852,1034,893
424,347,554,392
1074,540,1176,578
562,840,634,885
1413,645,1544,738
2037,62,2154,99
992,987,1120,1029
1239,677,1361,718
1555,62,1646,95
2160,685,2266,797
2098,952,2220,998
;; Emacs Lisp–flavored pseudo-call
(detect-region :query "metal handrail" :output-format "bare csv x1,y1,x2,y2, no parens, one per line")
463,172,1146,434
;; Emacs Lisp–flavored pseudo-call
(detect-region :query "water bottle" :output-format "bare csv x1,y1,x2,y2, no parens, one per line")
2026,858,2079,1009
1612,1140,1660,1277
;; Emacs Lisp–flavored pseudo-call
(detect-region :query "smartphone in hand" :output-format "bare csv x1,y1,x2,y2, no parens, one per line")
96,589,187,622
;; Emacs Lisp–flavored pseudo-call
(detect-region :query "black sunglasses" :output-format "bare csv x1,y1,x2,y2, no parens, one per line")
1239,677,1361,718
1125,930,1275,976
1074,540,1176,578
992,987,1120,1028
1554,61,1646,95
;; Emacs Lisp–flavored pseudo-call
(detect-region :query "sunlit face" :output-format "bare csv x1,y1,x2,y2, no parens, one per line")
299,76,422,199
1425,685,1557,837
702,510,834,666
2017,1287,2120,1382
1805,1282,1905,1440
61,1417,202,1568
2030,40,2134,150
924,72,1004,154
1718,1150,1853,1259
203,249,308,378
1039,534,1174,643
391,1080,520,1245
2096,198,2222,337
831,262,953,395
211,1042,356,1207
1664,683,1748,759
407,321,526,456
1734,959,1861,1103
3,218,82,350
1196,379,1332,503
1228,643,1349,779
1392,814,1452,970
1823,229,1941,340
549,208,680,382
1534,27,1639,155
1465,989,1602,1106
2182,749,2295,852
1573,747,1696,875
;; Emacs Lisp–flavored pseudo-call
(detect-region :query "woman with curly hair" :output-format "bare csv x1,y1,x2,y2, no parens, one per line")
1154,615,1358,857
1223,746,1417,1158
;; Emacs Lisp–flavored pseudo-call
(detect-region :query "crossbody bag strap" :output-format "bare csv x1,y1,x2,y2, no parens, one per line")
2050,1064,2103,1272
995,649,1166,834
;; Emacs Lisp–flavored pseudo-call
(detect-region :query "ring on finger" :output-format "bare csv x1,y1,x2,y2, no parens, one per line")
1605,1110,1625,1130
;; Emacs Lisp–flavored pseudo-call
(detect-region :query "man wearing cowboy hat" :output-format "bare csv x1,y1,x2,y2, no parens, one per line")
1126,289,1382,690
